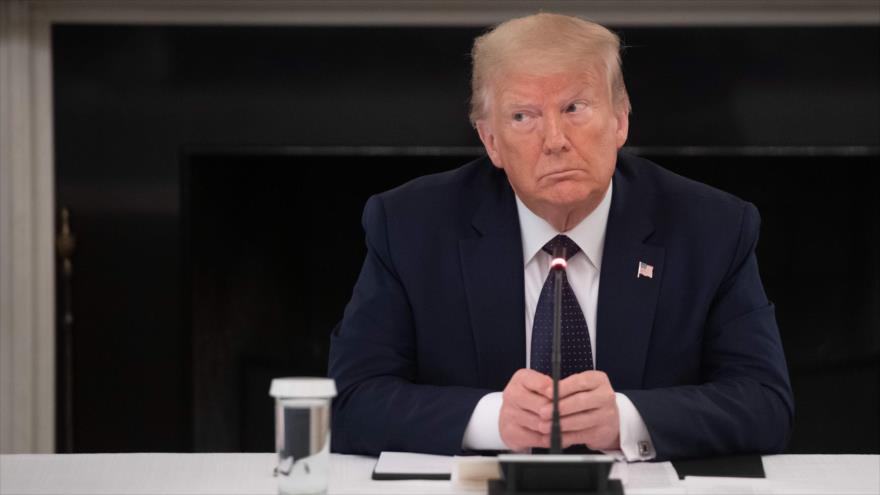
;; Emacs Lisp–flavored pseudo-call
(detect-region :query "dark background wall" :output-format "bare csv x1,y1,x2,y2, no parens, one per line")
53,25,879,454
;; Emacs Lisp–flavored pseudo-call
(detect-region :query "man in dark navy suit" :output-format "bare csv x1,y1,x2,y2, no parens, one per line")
328,13,793,461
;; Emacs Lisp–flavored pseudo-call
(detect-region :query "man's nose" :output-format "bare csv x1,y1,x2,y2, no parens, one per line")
542,113,570,154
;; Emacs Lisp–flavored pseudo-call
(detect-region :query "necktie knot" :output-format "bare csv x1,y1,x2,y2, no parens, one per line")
542,235,581,260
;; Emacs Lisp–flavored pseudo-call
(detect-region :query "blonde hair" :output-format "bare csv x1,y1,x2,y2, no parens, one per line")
469,13,630,126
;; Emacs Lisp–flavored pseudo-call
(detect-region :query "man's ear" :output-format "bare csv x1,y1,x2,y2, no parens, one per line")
615,108,630,149
476,120,503,169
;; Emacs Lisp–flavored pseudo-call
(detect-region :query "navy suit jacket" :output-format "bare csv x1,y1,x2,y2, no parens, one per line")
328,152,794,460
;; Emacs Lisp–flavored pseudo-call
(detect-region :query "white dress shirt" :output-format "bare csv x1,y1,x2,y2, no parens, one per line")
461,180,656,461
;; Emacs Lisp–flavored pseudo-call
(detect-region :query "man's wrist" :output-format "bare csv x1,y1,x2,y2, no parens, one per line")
615,392,656,461
461,392,507,451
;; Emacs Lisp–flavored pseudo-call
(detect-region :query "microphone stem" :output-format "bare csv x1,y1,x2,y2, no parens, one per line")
551,269,563,454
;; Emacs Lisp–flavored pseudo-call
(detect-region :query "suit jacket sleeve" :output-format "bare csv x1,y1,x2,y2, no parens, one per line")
623,202,794,461
328,194,493,456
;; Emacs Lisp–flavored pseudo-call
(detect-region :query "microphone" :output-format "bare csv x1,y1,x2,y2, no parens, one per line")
549,245,567,455
487,242,623,494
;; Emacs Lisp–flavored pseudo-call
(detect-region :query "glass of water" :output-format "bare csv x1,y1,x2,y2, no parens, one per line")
270,377,337,495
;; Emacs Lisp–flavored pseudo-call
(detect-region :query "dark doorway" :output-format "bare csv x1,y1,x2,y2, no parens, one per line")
183,149,478,451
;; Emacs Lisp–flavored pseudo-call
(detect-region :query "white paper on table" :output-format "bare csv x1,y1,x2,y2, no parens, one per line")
373,451,454,477
610,460,681,492
681,475,773,494
763,454,880,494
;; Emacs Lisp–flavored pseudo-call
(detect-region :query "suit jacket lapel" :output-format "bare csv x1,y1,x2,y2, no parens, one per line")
597,159,665,390
459,169,525,390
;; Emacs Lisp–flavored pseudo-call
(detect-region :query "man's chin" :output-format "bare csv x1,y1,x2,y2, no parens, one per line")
541,184,597,208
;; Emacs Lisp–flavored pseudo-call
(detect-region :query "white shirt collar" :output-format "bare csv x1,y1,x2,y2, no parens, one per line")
515,179,613,271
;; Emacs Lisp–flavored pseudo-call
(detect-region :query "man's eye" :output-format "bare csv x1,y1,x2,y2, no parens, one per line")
565,102,587,113
513,112,526,122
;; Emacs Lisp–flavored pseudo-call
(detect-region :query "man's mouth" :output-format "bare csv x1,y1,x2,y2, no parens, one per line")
541,169,584,181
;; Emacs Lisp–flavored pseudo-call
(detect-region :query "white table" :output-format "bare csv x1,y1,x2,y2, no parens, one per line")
1,453,877,494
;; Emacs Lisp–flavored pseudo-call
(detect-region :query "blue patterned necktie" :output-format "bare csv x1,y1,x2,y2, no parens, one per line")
530,234,594,377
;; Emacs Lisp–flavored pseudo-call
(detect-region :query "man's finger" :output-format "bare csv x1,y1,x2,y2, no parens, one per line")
559,410,604,432
537,388,610,419
552,371,608,399
557,389,613,417
561,422,620,450
500,419,550,451
506,406,544,433
514,368,554,393
512,389,553,415
536,409,604,434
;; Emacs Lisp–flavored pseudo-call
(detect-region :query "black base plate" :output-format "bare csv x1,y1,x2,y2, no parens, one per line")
488,478,624,495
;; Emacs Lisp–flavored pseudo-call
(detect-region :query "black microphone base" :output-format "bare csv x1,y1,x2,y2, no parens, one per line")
488,478,623,495
487,454,624,495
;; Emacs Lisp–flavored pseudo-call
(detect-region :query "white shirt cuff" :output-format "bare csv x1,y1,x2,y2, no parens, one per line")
461,392,507,451
607,392,656,462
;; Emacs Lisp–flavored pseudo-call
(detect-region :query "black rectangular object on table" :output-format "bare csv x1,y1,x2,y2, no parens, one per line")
488,455,623,495
370,470,451,481
672,455,765,479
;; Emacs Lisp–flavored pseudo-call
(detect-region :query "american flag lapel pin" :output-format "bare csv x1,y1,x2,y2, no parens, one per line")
637,261,654,279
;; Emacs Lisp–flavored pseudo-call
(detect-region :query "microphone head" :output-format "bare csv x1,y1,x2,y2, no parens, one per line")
550,244,567,270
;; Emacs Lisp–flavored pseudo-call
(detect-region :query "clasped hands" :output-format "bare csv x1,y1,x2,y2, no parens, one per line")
499,368,620,452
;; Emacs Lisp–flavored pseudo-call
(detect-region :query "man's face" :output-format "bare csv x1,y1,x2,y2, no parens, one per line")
476,66,628,222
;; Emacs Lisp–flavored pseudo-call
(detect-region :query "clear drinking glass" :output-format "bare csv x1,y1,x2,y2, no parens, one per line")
270,377,337,495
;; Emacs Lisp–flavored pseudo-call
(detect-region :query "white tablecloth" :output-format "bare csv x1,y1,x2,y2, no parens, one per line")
1,453,877,494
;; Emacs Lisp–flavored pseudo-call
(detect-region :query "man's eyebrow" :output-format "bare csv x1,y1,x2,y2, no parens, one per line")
505,103,538,111
564,85,596,100
504,85,596,104
499,95,538,109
